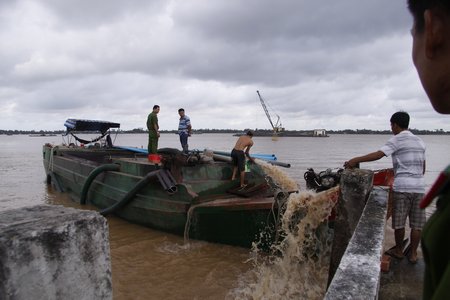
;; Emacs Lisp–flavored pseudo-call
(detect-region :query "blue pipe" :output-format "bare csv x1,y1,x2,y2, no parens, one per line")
253,153,276,158
251,154,277,161
212,150,277,160
114,146,148,154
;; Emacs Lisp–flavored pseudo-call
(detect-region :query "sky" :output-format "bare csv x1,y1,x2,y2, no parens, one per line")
1,0,449,131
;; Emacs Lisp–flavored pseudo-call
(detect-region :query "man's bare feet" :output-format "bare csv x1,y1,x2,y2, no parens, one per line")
385,248,404,259
238,184,247,190
408,251,418,264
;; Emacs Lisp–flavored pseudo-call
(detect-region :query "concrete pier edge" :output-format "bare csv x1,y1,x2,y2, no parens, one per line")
325,187,388,299
328,168,374,282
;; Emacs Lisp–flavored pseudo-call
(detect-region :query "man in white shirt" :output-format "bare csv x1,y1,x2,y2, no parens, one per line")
344,111,426,263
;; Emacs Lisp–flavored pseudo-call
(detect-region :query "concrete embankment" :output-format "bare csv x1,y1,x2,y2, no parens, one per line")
326,186,388,299
328,168,375,283
325,169,389,299
0,205,112,300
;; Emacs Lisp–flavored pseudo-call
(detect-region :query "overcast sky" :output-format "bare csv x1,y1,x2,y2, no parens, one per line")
1,0,448,131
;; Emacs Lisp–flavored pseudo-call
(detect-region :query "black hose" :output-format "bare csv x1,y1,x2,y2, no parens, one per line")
80,164,120,205
100,170,161,216
156,170,178,194
267,160,291,168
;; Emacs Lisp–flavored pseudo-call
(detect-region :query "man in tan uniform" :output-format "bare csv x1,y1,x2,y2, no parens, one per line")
408,1,450,298
231,130,255,189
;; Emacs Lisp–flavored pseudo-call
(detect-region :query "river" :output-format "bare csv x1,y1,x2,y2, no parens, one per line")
0,133,448,299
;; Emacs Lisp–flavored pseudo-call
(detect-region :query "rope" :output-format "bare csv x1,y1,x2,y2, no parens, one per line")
48,145,55,172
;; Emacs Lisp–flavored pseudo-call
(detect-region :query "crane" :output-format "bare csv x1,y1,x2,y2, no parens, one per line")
256,90,283,134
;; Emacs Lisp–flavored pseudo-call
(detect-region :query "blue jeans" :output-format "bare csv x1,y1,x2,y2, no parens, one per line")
179,132,189,153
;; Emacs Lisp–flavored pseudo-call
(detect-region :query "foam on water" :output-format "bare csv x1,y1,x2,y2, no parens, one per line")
156,239,207,254
228,163,336,300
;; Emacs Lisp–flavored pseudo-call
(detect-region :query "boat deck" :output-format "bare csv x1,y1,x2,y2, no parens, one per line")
115,157,156,164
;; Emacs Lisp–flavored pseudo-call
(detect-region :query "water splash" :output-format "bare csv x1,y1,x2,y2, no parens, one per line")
256,160,299,191
228,189,337,300
183,203,199,247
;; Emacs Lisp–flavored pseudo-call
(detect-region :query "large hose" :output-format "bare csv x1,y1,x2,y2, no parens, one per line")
100,170,157,215
156,170,178,194
267,160,291,168
80,164,120,205
100,169,178,216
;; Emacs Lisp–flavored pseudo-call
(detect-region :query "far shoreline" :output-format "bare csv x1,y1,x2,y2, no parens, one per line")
1,128,449,136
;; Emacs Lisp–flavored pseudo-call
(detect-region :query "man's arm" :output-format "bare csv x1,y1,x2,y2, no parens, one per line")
244,141,255,162
153,118,160,137
344,150,385,168
146,115,151,131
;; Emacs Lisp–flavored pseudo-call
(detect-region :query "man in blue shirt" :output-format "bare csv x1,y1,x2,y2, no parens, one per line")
178,108,192,154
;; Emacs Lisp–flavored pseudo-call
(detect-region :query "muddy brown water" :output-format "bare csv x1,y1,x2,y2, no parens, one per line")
1,133,446,299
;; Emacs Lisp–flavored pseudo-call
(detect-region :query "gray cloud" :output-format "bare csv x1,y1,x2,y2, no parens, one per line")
41,0,166,28
0,0,448,131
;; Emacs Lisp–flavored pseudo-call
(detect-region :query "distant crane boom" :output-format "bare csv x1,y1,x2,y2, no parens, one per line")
257,90,274,129
256,90,282,133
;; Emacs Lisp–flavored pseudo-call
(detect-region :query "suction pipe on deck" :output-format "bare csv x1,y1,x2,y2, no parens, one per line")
156,170,178,194
80,164,121,205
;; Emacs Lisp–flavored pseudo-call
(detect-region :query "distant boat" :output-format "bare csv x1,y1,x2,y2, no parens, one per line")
234,129,329,137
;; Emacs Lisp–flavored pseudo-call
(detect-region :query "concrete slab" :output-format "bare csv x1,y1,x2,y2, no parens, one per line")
379,255,424,300
0,205,112,300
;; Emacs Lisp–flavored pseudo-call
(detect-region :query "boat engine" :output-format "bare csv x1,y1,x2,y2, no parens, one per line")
304,168,343,192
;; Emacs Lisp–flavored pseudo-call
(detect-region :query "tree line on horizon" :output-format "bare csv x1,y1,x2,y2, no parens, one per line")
1,128,449,135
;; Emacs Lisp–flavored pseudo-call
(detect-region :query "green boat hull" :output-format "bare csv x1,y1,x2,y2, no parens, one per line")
43,145,279,247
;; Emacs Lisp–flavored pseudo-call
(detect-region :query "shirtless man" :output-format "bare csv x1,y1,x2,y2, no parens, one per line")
231,130,255,188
